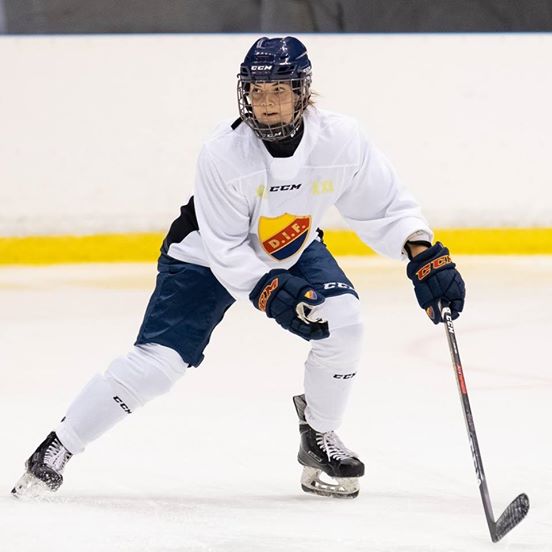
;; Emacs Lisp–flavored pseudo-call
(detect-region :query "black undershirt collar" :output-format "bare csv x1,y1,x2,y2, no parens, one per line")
262,121,304,158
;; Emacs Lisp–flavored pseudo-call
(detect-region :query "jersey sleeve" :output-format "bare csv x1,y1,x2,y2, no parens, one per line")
336,128,433,260
194,146,270,300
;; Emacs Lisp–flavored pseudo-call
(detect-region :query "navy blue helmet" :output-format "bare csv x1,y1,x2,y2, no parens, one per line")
237,37,312,141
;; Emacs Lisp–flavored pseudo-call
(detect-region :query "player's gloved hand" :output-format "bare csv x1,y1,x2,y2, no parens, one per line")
406,242,465,324
249,269,330,340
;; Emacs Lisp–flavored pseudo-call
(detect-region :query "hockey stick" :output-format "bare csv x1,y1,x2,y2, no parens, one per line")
439,301,529,542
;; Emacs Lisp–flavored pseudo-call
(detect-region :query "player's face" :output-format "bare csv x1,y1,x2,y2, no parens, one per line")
250,82,295,126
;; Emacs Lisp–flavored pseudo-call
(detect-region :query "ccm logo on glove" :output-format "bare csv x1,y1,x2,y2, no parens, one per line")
415,255,453,281
258,278,279,312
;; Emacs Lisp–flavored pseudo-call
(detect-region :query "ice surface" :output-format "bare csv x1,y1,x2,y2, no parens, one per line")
1,257,551,552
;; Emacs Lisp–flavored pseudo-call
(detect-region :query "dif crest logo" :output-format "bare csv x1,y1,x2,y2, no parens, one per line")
258,213,311,260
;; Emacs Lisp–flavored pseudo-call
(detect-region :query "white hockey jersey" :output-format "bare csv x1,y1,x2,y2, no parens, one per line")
167,108,432,300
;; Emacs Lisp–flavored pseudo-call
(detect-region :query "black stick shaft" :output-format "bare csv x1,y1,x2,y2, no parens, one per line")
440,303,497,540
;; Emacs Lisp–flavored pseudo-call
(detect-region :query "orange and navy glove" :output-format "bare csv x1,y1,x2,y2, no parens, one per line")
249,269,330,340
406,242,465,324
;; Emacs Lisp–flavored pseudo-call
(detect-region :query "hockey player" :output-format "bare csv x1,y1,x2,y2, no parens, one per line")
12,36,465,499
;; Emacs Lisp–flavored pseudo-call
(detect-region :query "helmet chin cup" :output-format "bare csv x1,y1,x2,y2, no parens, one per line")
254,121,300,142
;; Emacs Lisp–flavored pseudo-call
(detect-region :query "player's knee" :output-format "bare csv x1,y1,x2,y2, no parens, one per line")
105,343,188,407
308,321,364,374
320,293,363,332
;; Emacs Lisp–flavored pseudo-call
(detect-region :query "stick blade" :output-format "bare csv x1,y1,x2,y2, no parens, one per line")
493,493,530,542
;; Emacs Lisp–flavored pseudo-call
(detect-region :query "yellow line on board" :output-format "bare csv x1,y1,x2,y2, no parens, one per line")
434,228,552,255
0,233,164,265
0,228,551,265
323,228,552,256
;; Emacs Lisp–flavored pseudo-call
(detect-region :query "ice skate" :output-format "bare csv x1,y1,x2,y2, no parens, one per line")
292,394,364,499
11,431,72,499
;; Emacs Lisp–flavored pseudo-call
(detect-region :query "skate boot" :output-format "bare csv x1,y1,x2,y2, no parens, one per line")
293,394,364,499
11,431,72,498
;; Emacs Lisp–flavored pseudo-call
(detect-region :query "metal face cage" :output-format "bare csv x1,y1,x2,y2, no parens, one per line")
237,76,311,142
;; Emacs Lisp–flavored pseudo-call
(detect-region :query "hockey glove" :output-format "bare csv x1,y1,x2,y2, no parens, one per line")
249,269,330,341
406,242,465,324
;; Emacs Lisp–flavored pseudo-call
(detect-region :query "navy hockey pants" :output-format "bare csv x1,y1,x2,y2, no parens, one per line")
136,238,357,367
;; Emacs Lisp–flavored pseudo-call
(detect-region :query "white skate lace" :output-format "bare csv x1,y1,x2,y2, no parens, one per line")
316,431,357,462
43,439,72,473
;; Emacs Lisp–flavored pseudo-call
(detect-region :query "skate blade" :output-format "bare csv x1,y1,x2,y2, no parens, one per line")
11,472,55,500
300,466,360,499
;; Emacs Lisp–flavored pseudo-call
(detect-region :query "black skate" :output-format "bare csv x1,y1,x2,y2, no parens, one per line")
11,432,72,499
293,394,364,499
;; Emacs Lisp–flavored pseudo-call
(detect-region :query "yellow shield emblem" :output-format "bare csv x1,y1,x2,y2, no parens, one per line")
258,213,311,260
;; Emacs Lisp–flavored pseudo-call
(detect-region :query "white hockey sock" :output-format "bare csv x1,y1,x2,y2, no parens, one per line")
303,294,364,433
56,373,128,454
56,343,187,454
